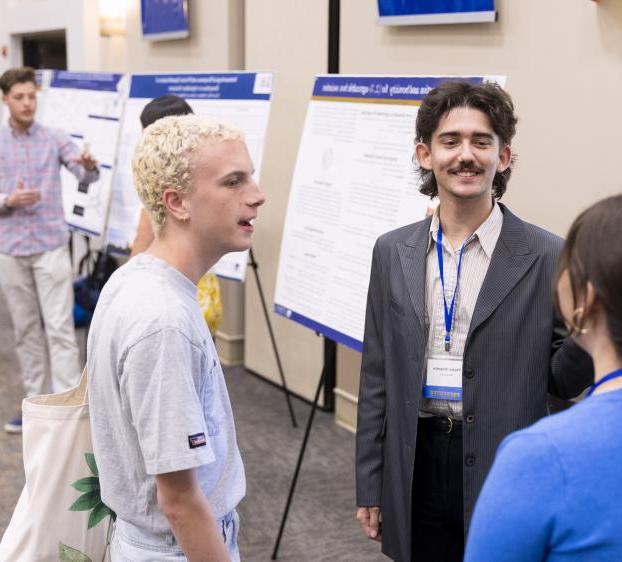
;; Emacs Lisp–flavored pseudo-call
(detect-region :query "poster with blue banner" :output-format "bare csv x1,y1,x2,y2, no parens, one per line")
35,71,125,237
106,71,273,281
378,0,496,25
273,74,504,352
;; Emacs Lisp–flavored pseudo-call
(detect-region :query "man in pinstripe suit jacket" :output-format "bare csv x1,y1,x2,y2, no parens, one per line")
355,81,593,562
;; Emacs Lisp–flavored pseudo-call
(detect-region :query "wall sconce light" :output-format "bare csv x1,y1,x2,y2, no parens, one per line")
98,0,128,37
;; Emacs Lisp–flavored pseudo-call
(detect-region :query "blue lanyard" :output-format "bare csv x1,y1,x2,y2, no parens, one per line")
586,368,622,397
436,225,466,352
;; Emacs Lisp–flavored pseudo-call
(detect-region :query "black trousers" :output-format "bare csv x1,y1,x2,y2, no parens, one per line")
411,416,464,562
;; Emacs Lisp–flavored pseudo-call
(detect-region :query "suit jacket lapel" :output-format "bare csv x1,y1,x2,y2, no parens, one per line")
397,217,431,330
468,205,538,338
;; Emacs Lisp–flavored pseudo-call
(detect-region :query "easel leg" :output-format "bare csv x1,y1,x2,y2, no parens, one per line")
249,248,298,428
271,367,325,560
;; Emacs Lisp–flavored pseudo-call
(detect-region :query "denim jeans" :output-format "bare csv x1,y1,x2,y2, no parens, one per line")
110,510,240,561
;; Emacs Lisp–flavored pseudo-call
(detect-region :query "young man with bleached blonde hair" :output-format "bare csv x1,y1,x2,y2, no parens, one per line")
87,114,265,561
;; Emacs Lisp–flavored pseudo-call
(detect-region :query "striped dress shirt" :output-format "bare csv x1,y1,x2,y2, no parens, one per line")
0,122,99,256
420,202,503,420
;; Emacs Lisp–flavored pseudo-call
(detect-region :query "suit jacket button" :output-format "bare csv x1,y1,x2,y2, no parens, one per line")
465,414,475,424
465,367,474,379
465,454,476,467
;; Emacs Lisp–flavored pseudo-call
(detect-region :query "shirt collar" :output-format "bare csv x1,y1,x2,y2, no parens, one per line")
9,120,39,137
132,253,199,298
427,201,503,258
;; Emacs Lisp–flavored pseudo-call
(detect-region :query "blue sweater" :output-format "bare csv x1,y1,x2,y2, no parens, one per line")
464,388,622,562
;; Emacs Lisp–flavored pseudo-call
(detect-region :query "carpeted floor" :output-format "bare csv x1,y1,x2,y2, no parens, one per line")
0,290,384,561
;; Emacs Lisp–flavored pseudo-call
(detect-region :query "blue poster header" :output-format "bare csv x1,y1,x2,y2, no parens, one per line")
129,73,272,101
378,0,494,17
313,75,485,102
50,71,123,92
274,304,363,352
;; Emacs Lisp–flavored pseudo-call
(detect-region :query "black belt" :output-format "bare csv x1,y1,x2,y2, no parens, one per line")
419,416,462,435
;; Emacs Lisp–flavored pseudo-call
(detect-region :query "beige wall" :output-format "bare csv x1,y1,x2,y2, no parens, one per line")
97,0,243,73
0,0,245,73
335,0,622,431
243,0,328,401
0,0,96,72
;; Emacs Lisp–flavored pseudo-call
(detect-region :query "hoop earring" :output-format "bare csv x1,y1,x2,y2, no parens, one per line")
569,306,589,335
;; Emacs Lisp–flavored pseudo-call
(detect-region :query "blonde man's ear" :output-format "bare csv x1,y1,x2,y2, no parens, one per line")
161,188,190,224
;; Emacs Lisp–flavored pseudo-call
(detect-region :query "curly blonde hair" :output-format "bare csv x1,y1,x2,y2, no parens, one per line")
132,114,244,235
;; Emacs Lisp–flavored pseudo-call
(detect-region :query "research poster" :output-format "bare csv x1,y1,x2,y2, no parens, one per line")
274,74,505,352
39,71,125,236
106,71,274,281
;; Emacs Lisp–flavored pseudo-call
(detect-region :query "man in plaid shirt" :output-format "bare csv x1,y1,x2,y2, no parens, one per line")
0,67,99,433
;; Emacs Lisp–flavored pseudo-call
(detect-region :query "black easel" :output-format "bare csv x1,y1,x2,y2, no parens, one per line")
271,1,340,557
248,248,298,428
321,0,340,414
271,336,335,560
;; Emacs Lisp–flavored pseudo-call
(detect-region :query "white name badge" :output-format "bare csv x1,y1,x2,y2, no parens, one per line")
422,356,463,401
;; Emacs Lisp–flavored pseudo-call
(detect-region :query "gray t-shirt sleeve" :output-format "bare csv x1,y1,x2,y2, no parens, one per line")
120,328,215,475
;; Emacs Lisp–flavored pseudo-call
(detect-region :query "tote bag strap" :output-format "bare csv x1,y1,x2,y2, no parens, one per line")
24,367,89,407
78,366,88,403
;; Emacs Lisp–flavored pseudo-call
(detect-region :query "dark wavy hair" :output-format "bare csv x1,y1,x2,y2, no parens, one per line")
554,194,622,358
415,80,518,199
0,66,36,95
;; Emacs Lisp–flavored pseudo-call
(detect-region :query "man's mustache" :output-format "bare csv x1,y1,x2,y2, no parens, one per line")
449,162,484,174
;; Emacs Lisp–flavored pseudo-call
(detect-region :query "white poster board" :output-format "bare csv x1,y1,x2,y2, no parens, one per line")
1,70,125,238
105,72,274,281
274,74,505,352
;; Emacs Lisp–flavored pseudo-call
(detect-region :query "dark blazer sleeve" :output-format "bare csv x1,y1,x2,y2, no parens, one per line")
356,240,386,507
549,315,594,399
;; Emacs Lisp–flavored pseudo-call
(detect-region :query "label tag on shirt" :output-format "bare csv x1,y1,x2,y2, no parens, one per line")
423,356,463,401
188,432,207,449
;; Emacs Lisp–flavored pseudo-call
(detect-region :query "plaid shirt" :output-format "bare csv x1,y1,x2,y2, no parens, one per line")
0,122,99,256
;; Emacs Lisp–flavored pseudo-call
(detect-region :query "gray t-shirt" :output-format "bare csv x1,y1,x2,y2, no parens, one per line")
87,253,245,534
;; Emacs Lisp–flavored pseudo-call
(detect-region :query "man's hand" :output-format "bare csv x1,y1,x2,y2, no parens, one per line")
357,506,382,542
76,151,98,171
6,181,41,208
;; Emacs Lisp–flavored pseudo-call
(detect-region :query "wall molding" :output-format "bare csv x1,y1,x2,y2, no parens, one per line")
333,387,358,405
215,330,244,366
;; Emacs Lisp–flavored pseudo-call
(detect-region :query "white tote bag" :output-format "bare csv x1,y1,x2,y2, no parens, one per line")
0,370,112,562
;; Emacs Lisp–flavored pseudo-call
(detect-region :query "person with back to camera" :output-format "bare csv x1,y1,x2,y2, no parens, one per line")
0,66,99,434
464,193,622,561
87,114,265,560
355,80,594,562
